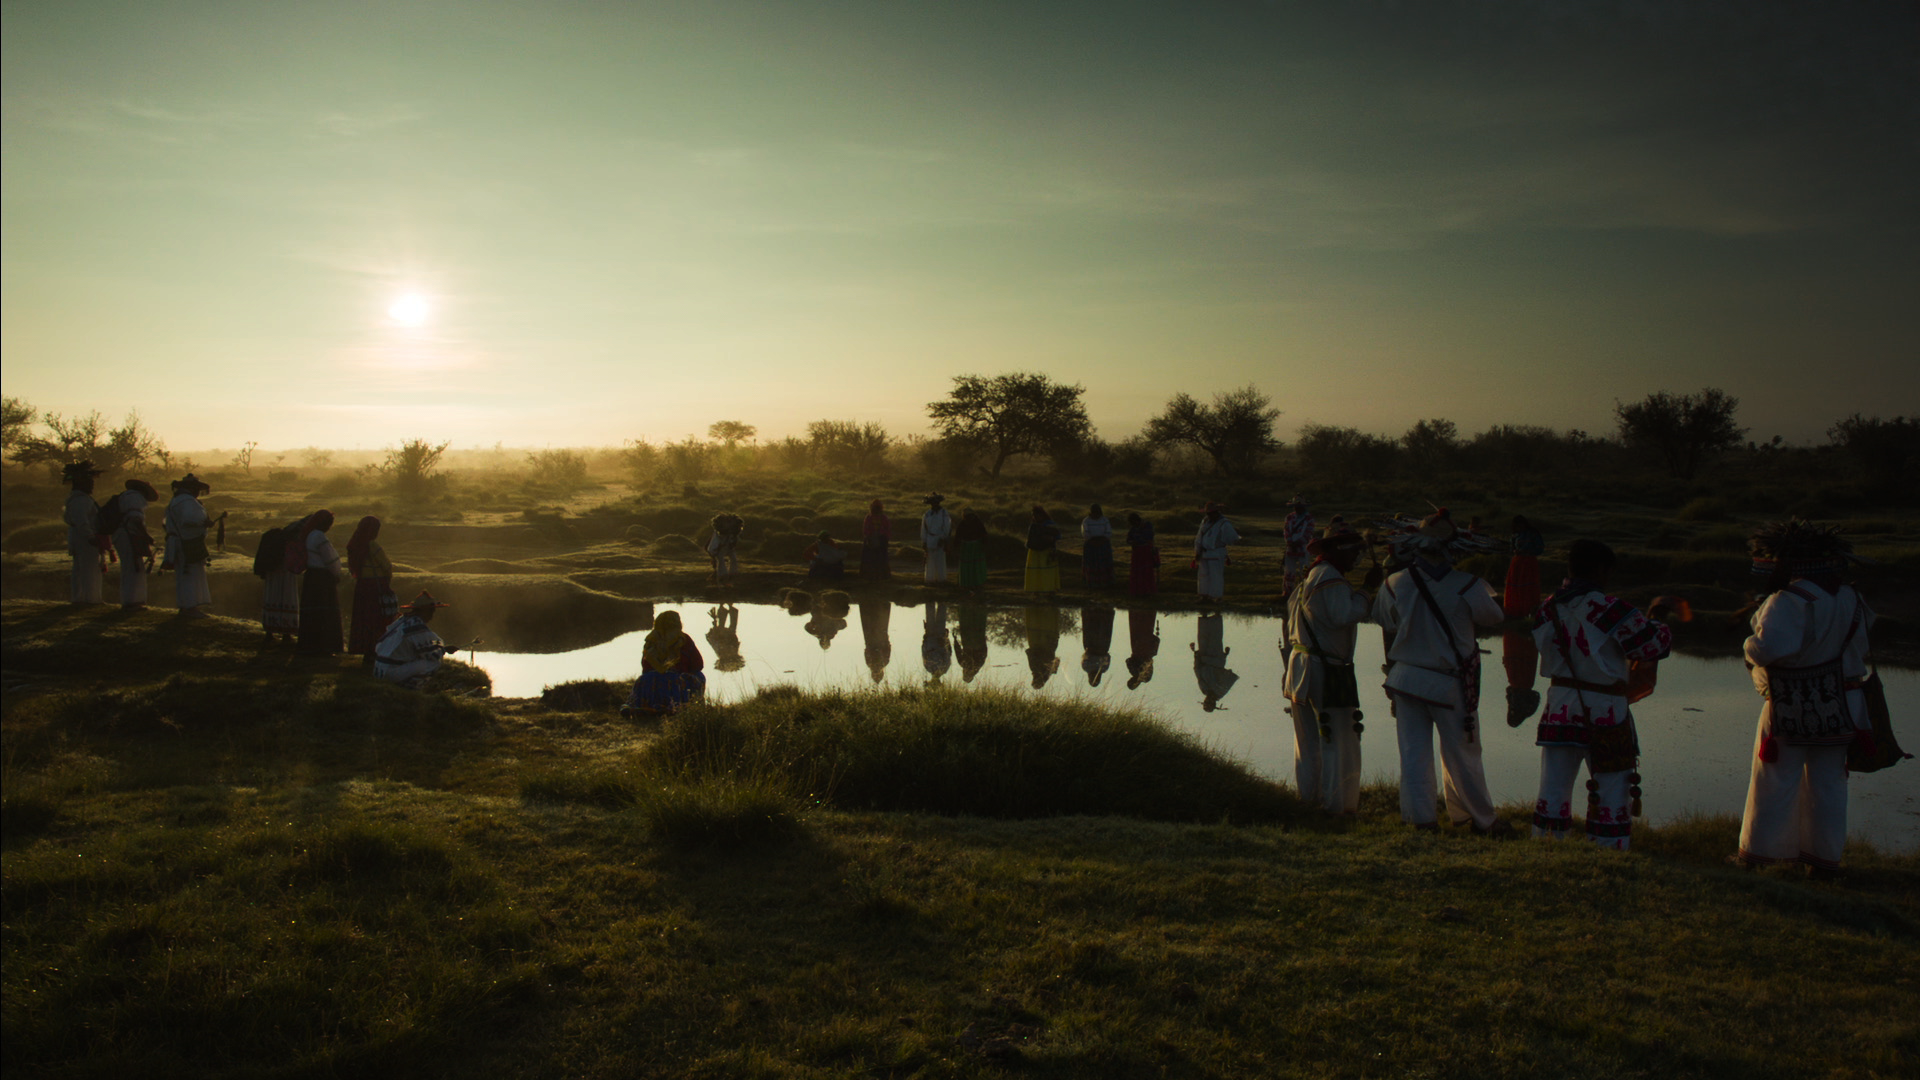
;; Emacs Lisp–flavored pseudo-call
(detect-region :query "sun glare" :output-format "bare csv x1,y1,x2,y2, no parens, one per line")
387,293,431,327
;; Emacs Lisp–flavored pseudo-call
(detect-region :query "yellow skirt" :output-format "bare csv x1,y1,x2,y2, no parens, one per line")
1023,548,1060,592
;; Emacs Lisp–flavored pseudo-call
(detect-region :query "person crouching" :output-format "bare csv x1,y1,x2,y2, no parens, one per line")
374,591,453,689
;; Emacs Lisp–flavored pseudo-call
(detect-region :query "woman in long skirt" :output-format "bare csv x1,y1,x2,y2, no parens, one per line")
345,516,396,659
1023,506,1061,594
956,509,989,592
295,510,347,656
860,500,892,578
623,610,707,716
252,521,303,642
1125,512,1159,597
1080,504,1114,588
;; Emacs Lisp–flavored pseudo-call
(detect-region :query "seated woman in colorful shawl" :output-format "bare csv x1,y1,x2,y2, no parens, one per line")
1125,512,1159,597
955,510,990,593
624,610,707,716
374,591,452,689
346,516,396,661
1023,506,1062,593
803,531,847,580
860,500,892,578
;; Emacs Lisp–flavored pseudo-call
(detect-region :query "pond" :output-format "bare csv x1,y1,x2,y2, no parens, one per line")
474,599,1920,854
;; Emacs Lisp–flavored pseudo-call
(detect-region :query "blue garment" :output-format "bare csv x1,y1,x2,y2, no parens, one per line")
629,669,707,713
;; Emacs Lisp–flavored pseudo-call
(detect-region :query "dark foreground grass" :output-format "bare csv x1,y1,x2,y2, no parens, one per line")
5,599,1918,1079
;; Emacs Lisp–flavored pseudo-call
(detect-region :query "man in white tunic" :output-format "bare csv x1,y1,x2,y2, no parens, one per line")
919,493,953,584
1371,510,1509,833
1283,523,1379,815
109,480,160,608
161,473,214,617
1531,540,1671,849
62,461,106,604
375,591,453,689
1733,522,1876,877
1192,502,1239,602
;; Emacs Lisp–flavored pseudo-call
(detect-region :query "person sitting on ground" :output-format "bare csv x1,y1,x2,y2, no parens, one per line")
803,530,847,580
706,513,744,585
374,591,453,689
623,610,707,717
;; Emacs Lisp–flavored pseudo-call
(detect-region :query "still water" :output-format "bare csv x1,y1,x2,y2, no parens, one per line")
475,600,1920,853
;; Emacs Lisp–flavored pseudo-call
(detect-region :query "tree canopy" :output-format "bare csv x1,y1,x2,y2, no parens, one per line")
926,373,1091,478
1142,386,1281,477
1614,388,1745,480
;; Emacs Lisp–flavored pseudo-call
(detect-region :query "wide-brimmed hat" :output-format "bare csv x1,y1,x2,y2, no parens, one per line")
124,479,160,501
1289,494,1308,508
922,492,945,505
1749,519,1852,579
171,473,210,495
62,461,105,482
816,529,833,541
405,590,451,613
1308,522,1366,557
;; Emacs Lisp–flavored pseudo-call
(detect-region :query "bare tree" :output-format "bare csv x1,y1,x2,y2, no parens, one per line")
12,409,168,476
1142,386,1280,477
228,441,259,474
1,397,36,461
383,438,452,491
927,372,1091,478
1614,388,1745,480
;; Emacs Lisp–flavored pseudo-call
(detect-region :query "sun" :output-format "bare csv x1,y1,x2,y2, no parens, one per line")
387,293,431,327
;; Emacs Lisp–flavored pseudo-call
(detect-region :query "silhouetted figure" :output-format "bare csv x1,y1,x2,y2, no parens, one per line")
1080,504,1114,588
1192,612,1238,711
707,604,746,673
1080,604,1114,686
858,597,892,682
62,461,105,604
1125,608,1160,689
1024,506,1061,593
294,509,346,656
1193,502,1238,602
1125,512,1159,597
1024,605,1061,689
922,600,952,684
861,500,892,579
954,603,990,682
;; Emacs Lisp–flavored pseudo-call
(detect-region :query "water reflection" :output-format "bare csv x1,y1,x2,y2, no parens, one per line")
470,600,1920,853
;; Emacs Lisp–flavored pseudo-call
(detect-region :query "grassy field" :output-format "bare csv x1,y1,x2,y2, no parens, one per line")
4,599,1916,1079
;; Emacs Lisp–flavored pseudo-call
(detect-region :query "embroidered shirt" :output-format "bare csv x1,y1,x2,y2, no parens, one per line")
1745,582,1873,680
1532,589,1671,743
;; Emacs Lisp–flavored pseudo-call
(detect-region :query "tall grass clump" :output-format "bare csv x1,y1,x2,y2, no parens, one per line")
644,685,1304,823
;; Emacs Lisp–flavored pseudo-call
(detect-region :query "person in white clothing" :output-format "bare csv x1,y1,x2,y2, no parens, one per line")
706,512,743,585
1732,521,1877,877
1371,509,1510,834
375,591,453,688
919,493,953,584
62,461,106,604
109,480,160,608
1192,502,1239,601
1192,612,1238,711
1531,540,1671,850
161,473,214,616
1283,523,1380,814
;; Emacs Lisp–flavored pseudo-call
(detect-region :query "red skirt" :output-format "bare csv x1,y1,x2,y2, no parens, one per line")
1128,545,1160,596
349,575,395,655
1502,554,1540,617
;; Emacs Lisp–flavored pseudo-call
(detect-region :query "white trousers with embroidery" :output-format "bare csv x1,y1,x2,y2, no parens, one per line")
1394,696,1497,829
1534,746,1632,850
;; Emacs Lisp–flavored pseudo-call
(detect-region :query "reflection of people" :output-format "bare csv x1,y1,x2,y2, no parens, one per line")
920,493,953,583
1192,612,1238,710
1371,509,1508,834
374,591,453,688
1023,506,1061,593
803,531,847,580
624,610,707,716
254,520,303,643
954,603,990,682
1282,496,1315,596
922,601,952,683
1125,608,1159,689
861,500,892,579
1125,512,1159,597
346,516,396,660
110,479,159,609
1023,605,1061,689
1193,502,1238,602
1080,504,1113,589
295,510,347,656
62,461,106,604
706,513,744,585
1283,523,1375,814
804,605,847,650
1733,521,1877,877
706,604,746,672
1080,604,1114,686
1533,540,1671,850
956,510,989,593
162,473,214,616
858,597,892,682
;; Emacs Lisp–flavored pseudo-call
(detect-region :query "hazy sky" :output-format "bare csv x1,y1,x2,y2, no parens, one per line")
5,0,1916,452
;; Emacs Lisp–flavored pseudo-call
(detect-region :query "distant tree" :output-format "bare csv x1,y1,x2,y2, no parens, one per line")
1614,388,1745,480
1142,386,1281,477
383,438,452,492
805,420,891,475
1294,424,1399,486
1469,424,1562,496
622,439,660,485
661,437,714,482
228,441,259,474
301,446,335,469
1401,418,1460,471
1,396,36,460
927,372,1092,478
707,420,758,447
1829,413,1920,493
12,409,168,477
526,448,591,492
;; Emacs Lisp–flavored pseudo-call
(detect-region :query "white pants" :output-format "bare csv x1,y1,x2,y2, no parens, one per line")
375,658,440,687
1534,746,1633,850
1393,695,1497,828
1291,701,1361,814
70,551,103,604
1196,557,1226,599
118,565,148,606
174,562,212,608
924,546,948,582
1740,730,1850,870
712,549,738,579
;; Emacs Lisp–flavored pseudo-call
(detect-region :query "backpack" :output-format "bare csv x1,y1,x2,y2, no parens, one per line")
94,495,125,541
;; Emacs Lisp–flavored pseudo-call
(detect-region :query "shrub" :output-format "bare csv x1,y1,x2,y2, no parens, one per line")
2,522,66,554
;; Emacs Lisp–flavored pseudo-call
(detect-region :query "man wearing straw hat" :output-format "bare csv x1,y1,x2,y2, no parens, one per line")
162,473,215,617
374,591,453,688
109,479,161,609
61,461,107,604
1283,521,1379,815
919,493,954,584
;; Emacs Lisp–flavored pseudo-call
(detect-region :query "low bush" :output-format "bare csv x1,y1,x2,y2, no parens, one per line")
1,522,64,554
